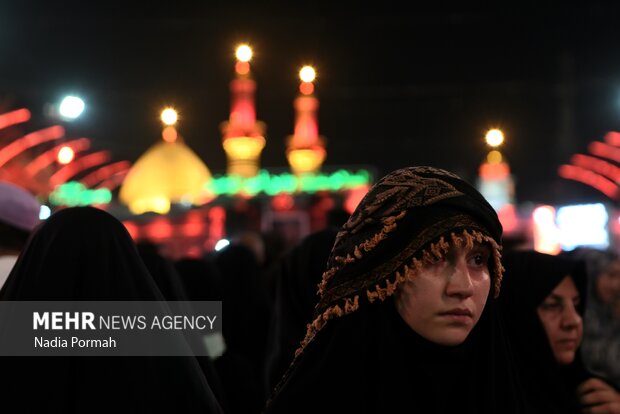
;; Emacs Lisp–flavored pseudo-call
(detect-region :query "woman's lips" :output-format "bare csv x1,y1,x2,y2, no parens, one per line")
438,308,473,323
556,338,579,349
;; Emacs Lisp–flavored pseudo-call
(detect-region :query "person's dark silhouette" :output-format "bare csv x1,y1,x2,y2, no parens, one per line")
0,206,223,413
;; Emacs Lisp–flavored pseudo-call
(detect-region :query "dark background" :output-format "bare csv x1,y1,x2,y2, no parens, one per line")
2,2,620,205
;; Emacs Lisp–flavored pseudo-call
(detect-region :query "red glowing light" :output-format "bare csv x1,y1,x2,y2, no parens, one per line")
0,126,65,168
0,108,31,130
24,138,90,177
299,82,314,95
97,169,129,191
588,141,620,164
570,153,620,182
208,206,226,242
558,164,618,200
49,151,110,188
611,212,620,236
272,193,295,211
122,221,140,240
604,131,620,146
145,218,173,240
235,61,250,76
162,126,177,143
498,204,518,234
291,95,319,147
345,185,369,214
181,222,204,237
226,78,258,133
80,161,132,188
181,211,205,237
479,162,510,180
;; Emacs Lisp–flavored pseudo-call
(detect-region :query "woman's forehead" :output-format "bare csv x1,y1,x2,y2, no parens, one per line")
551,276,579,296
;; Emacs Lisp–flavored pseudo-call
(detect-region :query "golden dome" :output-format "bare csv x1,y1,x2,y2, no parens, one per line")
119,141,212,214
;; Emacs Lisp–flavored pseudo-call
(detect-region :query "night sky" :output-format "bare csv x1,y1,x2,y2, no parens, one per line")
2,3,620,206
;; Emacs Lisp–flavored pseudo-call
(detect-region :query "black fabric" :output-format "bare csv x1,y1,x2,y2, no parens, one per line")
0,207,223,413
213,244,271,414
265,298,527,413
176,255,265,414
137,241,191,302
0,220,30,250
499,250,590,414
137,243,230,412
214,350,266,414
213,244,270,376
264,227,338,392
174,257,224,302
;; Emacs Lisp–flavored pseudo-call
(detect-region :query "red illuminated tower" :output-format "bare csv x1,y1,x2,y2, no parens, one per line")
220,44,266,178
286,65,326,176
477,128,518,234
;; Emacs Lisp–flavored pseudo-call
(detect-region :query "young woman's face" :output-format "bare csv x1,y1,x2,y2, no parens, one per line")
394,242,491,346
537,276,583,365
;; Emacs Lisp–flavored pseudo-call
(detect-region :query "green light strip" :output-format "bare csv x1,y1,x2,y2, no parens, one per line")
206,169,371,196
50,169,371,206
49,182,112,206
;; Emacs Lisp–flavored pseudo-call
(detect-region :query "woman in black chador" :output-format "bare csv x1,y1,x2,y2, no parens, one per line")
0,206,223,413
263,226,339,392
499,250,620,413
263,166,528,413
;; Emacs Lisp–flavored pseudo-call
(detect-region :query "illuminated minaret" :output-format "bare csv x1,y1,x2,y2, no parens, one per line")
220,44,266,178
286,65,326,176
477,128,518,234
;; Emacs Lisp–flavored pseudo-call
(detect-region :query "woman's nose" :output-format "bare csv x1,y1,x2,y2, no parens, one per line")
560,302,582,330
446,260,474,299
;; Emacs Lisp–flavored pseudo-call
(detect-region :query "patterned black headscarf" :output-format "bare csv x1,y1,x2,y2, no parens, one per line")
298,166,504,355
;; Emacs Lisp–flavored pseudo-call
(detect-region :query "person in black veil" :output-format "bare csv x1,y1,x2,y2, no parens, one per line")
263,209,348,392
499,250,620,413
263,166,528,414
212,243,271,414
137,241,229,412
174,257,227,360
0,206,223,413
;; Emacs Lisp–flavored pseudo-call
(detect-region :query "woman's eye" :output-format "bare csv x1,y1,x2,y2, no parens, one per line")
541,302,561,311
468,253,488,267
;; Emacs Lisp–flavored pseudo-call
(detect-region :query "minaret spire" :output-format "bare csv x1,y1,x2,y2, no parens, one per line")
286,65,326,176
220,44,266,178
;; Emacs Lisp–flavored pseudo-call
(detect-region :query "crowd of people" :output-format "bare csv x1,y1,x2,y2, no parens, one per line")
1,166,619,413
